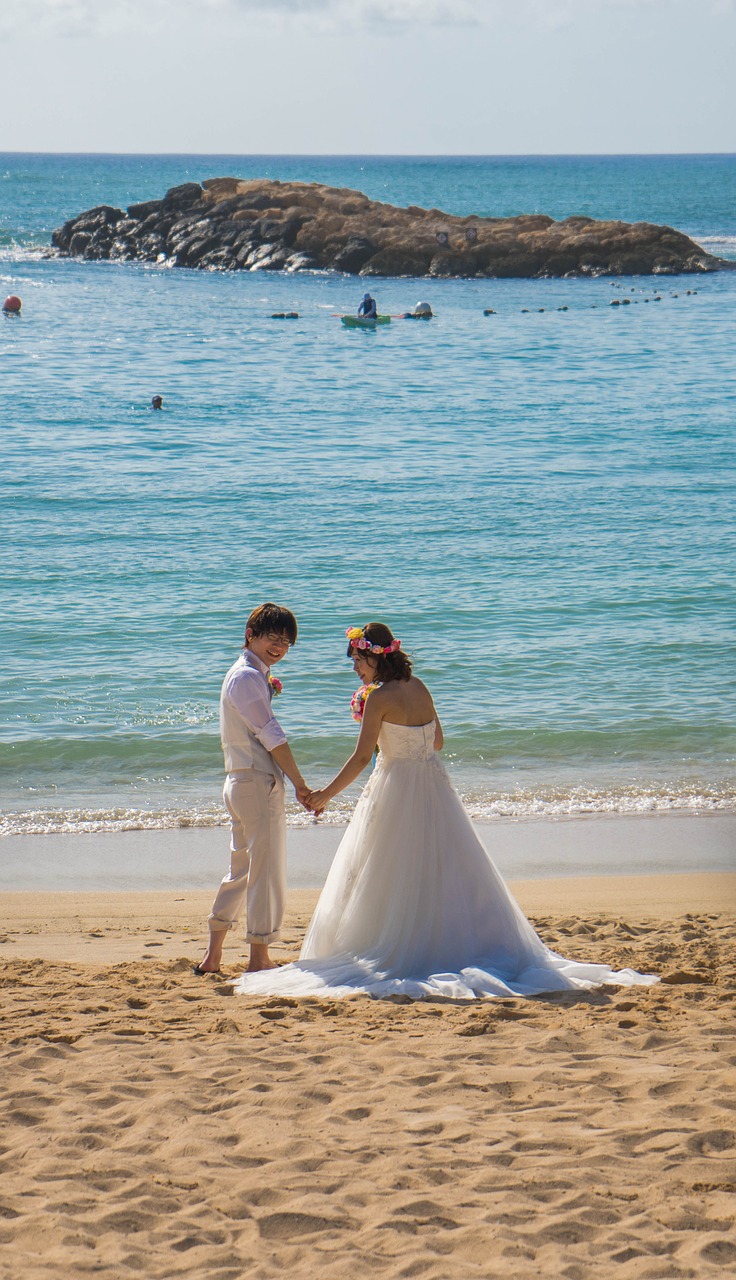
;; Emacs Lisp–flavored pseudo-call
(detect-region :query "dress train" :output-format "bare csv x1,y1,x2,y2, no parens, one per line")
233,722,658,1001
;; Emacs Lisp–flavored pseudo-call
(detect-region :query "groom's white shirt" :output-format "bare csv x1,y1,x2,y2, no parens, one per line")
220,650,287,777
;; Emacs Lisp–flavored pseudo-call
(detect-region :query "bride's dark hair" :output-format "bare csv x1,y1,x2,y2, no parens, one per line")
359,622,413,684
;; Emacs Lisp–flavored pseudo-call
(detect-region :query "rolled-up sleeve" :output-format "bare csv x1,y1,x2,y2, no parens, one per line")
228,669,287,752
255,714,287,752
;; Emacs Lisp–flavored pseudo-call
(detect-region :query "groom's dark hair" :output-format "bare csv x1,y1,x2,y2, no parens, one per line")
244,603,298,647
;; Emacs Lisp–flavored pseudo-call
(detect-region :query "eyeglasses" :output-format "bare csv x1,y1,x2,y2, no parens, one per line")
265,632,292,648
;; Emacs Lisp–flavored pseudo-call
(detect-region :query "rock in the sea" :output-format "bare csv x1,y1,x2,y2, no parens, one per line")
50,178,732,279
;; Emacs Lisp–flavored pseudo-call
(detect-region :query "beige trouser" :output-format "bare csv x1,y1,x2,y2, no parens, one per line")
208,770,287,944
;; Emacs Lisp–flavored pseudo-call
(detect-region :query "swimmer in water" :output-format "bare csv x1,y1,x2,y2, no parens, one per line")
151,395,163,410
400,302,433,320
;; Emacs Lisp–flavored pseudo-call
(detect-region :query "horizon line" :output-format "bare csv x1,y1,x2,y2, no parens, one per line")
2,149,736,160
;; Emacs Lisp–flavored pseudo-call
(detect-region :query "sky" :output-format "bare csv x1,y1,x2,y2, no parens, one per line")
2,0,735,155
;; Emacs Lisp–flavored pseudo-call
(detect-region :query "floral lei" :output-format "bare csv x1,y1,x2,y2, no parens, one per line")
350,682,379,722
345,625,401,655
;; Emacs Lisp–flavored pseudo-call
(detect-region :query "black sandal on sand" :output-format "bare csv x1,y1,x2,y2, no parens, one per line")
193,963,221,976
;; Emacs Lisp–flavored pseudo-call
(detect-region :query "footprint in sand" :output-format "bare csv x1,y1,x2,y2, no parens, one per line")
301,1089,334,1105
257,1211,355,1239
390,1199,460,1231
701,1240,736,1264
649,1080,681,1098
7,1108,44,1127
209,1018,240,1035
99,1208,158,1234
295,1156,328,1172
688,1129,735,1157
661,969,713,984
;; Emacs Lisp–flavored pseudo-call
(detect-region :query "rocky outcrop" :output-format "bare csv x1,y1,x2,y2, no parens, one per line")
50,178,730,278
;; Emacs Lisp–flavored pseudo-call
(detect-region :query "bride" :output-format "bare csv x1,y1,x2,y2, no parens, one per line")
233,623,657,1001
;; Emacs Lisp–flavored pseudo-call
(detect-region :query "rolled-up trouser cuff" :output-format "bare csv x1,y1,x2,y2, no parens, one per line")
245,928,282,945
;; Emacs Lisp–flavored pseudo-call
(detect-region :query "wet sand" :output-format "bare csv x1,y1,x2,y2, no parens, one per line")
2,811,734,892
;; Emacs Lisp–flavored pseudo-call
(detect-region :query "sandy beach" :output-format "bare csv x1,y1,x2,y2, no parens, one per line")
2,841,735,1278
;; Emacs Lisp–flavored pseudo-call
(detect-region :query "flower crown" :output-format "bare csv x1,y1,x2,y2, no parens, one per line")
346,626,401,655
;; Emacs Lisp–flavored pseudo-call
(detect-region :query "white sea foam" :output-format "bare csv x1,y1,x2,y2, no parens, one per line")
2,782,734,837
0,244,47,264
695,235,736,258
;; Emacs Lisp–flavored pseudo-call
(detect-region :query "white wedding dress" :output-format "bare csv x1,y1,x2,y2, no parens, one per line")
233,722,658,1001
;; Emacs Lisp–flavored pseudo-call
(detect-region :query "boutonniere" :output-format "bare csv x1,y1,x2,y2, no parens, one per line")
268,674,283,697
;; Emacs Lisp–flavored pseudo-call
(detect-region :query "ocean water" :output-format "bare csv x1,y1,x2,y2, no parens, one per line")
2,153,735,838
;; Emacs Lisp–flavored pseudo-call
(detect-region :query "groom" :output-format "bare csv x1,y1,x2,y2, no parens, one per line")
195,603,312,974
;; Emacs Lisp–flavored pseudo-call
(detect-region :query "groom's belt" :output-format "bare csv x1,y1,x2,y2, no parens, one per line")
226,767,283,781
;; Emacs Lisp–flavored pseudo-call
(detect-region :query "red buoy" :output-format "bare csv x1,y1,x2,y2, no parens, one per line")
3,295,22,314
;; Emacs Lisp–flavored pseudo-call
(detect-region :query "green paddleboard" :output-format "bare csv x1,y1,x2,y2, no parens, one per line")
341,314,392,328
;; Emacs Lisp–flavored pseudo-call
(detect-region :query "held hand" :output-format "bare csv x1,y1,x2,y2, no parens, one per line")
295,782,314,811
308,789,330,814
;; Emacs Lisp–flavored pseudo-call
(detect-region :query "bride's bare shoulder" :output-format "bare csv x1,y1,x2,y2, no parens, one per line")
409,676,432,695
405,676,435,707
379,675,429,698
375,675,437,728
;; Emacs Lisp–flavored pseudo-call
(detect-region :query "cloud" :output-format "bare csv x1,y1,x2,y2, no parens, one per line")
231,0,479,20
2,0,730,39
0,1,195,38
0,0,478,38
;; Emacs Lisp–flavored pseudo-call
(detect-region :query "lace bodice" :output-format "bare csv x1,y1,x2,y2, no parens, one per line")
377,720,437,761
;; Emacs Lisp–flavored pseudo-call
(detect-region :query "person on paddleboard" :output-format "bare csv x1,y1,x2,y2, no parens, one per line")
357,292,377,319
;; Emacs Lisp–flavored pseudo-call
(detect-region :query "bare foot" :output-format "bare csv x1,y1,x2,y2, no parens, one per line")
247,942,276,971
196,930,225,974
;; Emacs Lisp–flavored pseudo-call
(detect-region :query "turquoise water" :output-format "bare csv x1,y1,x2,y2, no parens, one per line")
2,154,735,835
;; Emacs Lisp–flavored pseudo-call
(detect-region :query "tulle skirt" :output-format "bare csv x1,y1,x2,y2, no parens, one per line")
233,752,658,1001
